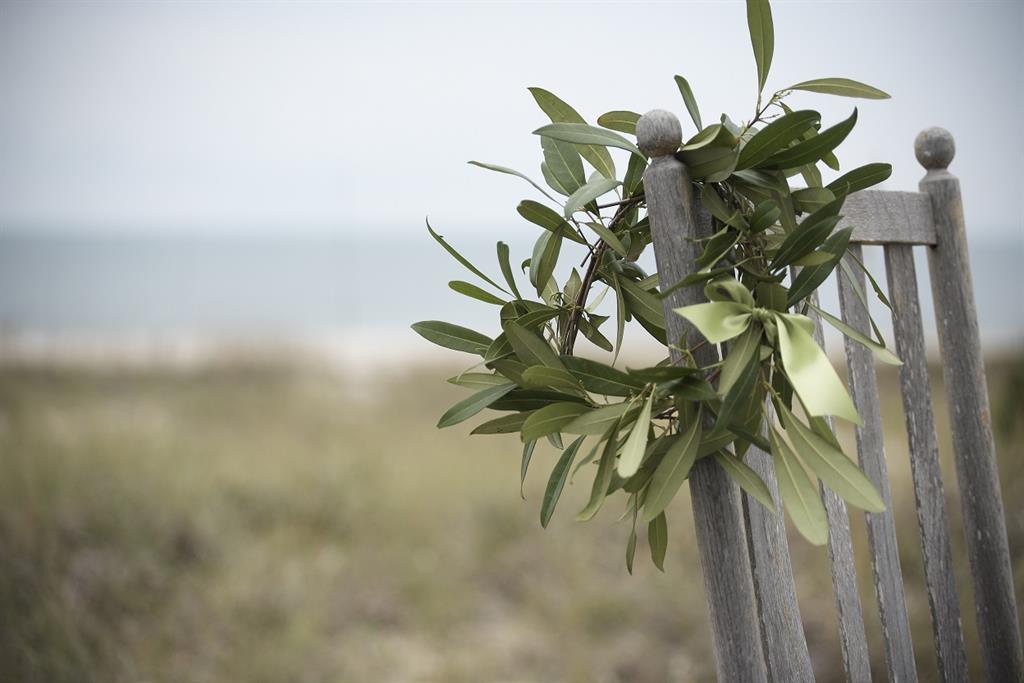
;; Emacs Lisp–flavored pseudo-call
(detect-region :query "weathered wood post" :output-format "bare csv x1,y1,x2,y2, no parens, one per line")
637,109,768,683
916,127,1024,682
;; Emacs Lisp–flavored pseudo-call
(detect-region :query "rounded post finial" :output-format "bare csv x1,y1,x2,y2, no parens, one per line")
637,109,682,158
915,127,955,170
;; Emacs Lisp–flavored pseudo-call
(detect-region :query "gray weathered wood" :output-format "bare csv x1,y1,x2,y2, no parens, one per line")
805,293,874,683
883,243,968,682
842,190,936,245
743,423,816,683
638,109,768,683
838,244,918,682
916,127,1024,682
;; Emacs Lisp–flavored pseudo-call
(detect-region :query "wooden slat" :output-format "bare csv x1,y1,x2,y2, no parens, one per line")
837,244,918,682
743,430,815,683
883,244,968,681
638,110,768,683
918,145,1024,680
842,191,936,245
806,293,874,683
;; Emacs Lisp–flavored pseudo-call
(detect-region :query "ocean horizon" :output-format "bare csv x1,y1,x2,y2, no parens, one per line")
1,231,1020,365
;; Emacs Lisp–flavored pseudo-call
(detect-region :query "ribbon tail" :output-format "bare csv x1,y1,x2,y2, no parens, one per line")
776,313,861,425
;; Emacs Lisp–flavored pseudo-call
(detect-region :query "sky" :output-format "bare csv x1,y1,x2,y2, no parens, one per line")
0,0,1021,243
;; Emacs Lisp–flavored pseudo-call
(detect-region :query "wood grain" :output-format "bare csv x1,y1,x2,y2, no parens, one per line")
842,190,936,245
920,165,1024,682
838,244,918,682
883,243,967,682
805,291,874,683
639,110,768,683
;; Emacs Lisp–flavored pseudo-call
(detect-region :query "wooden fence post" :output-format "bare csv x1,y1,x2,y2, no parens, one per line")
637,109,768,683
917,127,1024,682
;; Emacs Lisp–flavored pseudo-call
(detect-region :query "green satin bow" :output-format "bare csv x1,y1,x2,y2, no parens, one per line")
674,277,898,425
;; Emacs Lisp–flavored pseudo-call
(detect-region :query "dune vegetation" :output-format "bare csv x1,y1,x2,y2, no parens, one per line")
0,353,1020,682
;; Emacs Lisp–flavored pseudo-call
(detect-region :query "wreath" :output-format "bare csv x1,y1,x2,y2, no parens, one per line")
414,0,899,572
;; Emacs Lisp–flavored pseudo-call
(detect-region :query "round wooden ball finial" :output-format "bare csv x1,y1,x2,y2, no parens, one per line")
915,127,955,170
637,109,682,158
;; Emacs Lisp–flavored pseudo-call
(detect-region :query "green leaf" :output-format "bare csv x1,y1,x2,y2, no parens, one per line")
749,200,781,233
471,411,533,435
643,417,701,522
746,0,774,92
713,450,775,510
577,420,622,521
762,109,859,170
428,220,508,294
792,188,836,213
541,135,586,196
769,427,829,545
616,276,667,333
484,333,514,364
564,401,635,436
827,163,893,195
522,365,587,396
584,221,628,257
786,77,890,100
516,309,565,331
810,304,901,365
528,87,616,178
449,280,506,305
447,372,508,390
771,194,847,269
437,382,516,428
496,242,522,300
623,153,647,198
597,110,641,135
493,388,585,412
502,321,564,370
617,394,653,477
411,321,493,356
848,249,892,310
520,440,536,498
612,274,626,363
791,251,835,267
578,316,614,352
713,350,760,435
674,75,703,131
771,215,841,271
737,110,820,170
648,512,668,571
786,227,852,307
541,161,572,196
564,177,621,218
777,406,885,512
540,436,585,527
720,325,762,395
531,228,563,296
625,525,637,574
522,402,592,441
534,122,644,159
563,356,644,397
677,145,739,182
517,200,587,244
467,160,557,202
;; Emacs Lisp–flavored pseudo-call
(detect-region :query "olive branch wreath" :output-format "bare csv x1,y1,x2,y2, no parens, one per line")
413,0,900,572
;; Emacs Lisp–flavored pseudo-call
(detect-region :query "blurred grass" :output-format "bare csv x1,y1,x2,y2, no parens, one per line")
0,352,1020,682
